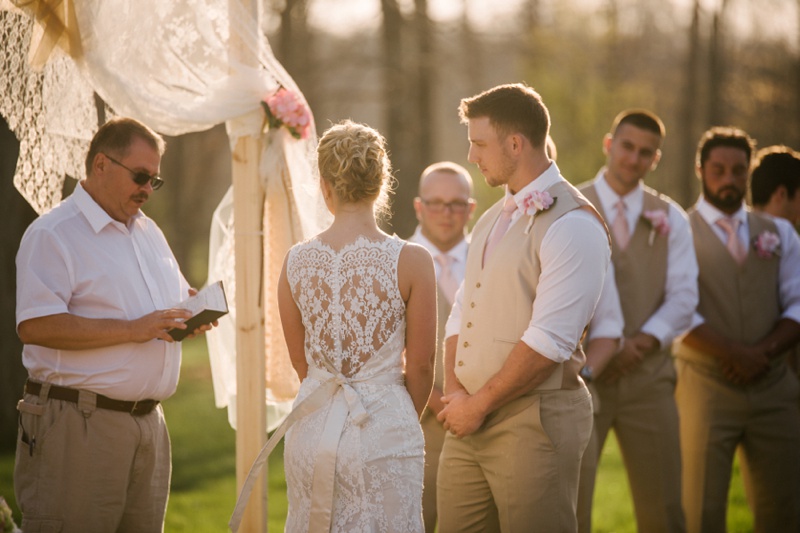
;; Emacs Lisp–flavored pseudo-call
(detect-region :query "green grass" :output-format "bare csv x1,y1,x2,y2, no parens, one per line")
0,339,754,531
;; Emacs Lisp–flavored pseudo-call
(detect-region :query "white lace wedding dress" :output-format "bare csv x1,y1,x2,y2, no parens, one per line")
283,235,424,533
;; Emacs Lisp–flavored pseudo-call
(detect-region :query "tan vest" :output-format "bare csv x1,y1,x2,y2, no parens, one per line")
455,180,607,394
580,184,670,338
433,280,453,390
673,210,783,374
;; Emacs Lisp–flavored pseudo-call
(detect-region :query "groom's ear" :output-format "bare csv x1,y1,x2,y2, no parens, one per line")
508,132,525,155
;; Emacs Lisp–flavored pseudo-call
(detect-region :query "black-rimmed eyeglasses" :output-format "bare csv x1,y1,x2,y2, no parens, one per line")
103,153,164,190
419,198,473,214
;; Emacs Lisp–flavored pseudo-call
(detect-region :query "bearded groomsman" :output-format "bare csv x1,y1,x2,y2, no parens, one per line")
408,161,476,532
674,126,800,533
576,109,696,533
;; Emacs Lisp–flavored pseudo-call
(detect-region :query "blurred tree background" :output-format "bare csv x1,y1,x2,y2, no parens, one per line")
2,0,799,449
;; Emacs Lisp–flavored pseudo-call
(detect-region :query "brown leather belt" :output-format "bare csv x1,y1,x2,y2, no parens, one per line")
25,380,159,416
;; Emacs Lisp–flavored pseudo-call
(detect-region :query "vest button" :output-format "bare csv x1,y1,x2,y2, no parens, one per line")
463,341,469,348
470,302,475,308
466,322,472,328
457,360,464,367
476,282,481,288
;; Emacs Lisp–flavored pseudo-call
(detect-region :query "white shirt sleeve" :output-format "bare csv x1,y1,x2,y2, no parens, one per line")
16,226,73,326
588,262,624,341
520,210,611,362
639,202,699,346
775,217,800,324
444,281,464,340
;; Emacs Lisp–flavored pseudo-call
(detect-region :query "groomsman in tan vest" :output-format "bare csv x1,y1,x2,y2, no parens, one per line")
408,161,476,532
750,145,800,227
436,83,611,533
674,126,800,533
750,146,800,398
576,109,697,533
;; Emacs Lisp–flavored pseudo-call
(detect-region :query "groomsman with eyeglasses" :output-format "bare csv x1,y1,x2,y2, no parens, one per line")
674,126,800,532
409,161,476,532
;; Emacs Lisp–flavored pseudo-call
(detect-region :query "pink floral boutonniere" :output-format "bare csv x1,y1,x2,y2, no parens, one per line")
752,230,781,259
521,190,556,234
642,209,670,246
261,87,312,140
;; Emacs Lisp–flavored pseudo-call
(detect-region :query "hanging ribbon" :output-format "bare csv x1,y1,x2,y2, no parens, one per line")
229,362,403,532
13,0,83,68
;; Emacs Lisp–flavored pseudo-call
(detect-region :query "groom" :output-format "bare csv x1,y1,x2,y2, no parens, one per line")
437,83,611,532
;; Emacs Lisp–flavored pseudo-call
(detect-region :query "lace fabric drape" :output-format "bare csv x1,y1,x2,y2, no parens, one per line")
1,0,331,428
283,236,424,532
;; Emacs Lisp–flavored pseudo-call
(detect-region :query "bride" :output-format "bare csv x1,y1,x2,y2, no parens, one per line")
278,120,436,532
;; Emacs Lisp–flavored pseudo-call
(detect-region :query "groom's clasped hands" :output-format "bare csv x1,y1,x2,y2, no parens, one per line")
437,390,487,437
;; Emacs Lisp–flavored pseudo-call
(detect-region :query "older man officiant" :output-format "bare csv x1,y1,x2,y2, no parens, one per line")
14,117,214,533
436,83,610,533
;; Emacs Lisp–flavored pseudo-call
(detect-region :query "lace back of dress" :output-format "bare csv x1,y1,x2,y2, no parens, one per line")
288,237,405,378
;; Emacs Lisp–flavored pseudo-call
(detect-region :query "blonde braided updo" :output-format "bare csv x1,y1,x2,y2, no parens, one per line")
317,120,394,217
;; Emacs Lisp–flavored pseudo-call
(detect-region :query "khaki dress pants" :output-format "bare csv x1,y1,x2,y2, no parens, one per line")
676,359,800,533
421,407,446,533
15,390,171,533
437,387,592,533
578,351,685,533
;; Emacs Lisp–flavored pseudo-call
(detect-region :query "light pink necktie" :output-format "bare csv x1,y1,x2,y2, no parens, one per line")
716,217,746,264
483,196,518,265
611,200,630,250
435,254,458,306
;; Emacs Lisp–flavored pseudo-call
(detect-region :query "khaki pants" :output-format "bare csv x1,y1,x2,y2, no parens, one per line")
676,359,800,533
15,389,171,533
421,408,445,533
578,352,685,533
437,387,592,533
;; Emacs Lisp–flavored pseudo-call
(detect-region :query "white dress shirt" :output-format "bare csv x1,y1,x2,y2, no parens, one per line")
588,262,624,341
408,226,469,288
16,183,189,400
592,171,699,347
446,163,611,363
690,197,800,329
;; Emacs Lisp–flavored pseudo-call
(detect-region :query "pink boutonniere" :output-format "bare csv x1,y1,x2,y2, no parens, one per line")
261,87,312,140
642,209,670,246
521,190,556,234
752,230,781,259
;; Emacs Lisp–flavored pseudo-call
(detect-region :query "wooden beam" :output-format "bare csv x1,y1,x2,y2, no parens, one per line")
232,134,267,532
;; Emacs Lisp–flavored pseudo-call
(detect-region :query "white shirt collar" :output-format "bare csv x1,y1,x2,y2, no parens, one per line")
508,161,563,207
73,182,143,234
410,226,468,262
593,169,644,216
695,196,748,226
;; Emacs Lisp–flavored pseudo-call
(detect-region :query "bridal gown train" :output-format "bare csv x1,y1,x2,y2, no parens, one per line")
283,235,424,533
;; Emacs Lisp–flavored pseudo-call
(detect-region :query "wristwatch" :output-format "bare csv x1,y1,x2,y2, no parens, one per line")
579,365,594,383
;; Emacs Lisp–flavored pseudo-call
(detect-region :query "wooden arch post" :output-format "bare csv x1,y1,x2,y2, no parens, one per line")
231,0,267,531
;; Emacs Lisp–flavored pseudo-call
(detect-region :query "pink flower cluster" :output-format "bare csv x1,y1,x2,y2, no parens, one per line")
753,230,781,259
521,190,555,217
642,209,670,236
261,88,312,140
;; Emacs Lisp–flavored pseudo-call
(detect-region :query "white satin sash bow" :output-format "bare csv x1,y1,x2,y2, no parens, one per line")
229,365,403,532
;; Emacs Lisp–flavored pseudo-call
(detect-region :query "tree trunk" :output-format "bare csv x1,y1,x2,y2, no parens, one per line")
460,0,483,95
676,0,702,207
0,115,37,451
380,0,417,237
415,0,433,176
708,0,729,127
277,0,316,112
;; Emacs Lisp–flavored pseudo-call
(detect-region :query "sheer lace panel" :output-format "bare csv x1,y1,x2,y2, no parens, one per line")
287,236,406,378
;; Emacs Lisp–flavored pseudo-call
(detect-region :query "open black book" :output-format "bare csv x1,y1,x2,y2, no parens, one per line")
168,280,229,341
